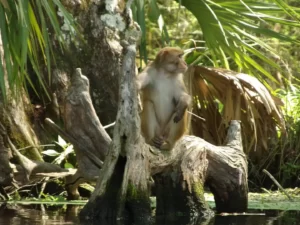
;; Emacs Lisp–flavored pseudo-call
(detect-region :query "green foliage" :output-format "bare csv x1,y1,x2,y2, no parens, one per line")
42,135,76,169
40,193,66,201
273,88,300,186
180,0,300,83
248,87,300,188
133,0,300,85
276,87,300,119
132,0,171,64
0,0,78,100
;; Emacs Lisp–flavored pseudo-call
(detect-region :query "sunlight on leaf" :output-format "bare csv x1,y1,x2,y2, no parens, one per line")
64,162,74,169
158,15,164,32
178,0,300,82
42,149,60,157
53,144,74,165
57,135,67,147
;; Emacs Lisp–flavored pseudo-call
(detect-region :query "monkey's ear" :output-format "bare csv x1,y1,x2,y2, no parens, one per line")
157,49,167,57
157,50,169,63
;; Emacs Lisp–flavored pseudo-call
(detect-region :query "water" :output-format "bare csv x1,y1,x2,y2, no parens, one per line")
0,204,81,225
0,204,300,225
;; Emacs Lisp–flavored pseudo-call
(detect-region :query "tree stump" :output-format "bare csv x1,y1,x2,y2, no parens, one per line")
149,120,247,222
80,33,151,223
45,68,112,200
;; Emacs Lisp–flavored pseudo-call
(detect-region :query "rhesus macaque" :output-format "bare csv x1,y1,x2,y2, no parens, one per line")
137,47,191,150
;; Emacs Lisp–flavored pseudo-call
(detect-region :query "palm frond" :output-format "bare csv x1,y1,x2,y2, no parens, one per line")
190,66,285,153
0,0,78,100
180,0,300,83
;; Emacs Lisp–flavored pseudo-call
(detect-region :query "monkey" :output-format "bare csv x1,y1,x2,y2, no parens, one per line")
137,47,191,150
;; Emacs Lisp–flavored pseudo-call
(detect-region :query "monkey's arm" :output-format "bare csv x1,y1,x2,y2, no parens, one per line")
173,93,191,123
136,71,152,90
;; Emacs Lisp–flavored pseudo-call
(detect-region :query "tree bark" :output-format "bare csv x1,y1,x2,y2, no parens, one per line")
0,30,45,195
45,68,112,200
79,27,151,223
206,120,248,213
0,133,13,192
150,121,247,222
60,0,124,125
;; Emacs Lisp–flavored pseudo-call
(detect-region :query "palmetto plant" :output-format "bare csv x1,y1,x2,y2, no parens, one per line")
188,66,286,154
0,0,77,100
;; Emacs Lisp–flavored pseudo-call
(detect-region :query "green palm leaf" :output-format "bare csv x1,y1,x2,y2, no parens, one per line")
179,0,300,82
0,0,78,100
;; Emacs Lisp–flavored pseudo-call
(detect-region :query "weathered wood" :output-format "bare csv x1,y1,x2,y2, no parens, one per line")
89,119,246,222
65,68,111,165
0,134,13,192
148,120,247,220
206,120,248,213
60,0,123,125
152,138,211,220
45,68,112,200
79,29,151,223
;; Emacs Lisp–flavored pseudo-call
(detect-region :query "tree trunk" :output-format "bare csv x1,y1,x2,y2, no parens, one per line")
0,33,42,161
45,68,111,200
0,29,46,193
60,0,123,126
206,121,248,213
79,29,151,223
150,121,247,222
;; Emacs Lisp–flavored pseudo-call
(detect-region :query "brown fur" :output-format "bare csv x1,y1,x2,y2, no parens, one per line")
137,47,191,150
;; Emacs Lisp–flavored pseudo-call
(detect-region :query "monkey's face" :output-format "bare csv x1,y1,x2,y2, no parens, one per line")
164,55,187,74
155,47,188,74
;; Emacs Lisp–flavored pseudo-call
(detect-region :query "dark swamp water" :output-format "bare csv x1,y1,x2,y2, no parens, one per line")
0,204,300,225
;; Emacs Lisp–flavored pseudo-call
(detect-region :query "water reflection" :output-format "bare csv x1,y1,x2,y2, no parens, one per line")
0,204,300,225
0,204,81,225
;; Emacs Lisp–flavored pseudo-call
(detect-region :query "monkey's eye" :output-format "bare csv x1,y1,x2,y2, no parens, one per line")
178,54,183,58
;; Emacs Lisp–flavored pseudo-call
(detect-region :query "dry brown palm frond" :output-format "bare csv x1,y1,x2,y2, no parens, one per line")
187,66,285,154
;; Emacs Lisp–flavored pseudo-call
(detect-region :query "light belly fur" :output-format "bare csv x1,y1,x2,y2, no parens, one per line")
151,78,176,125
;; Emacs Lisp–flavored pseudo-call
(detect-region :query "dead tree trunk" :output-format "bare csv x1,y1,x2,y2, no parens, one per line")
45,68,111,200
151,120,247,221
206,121,248,213
79,31,152,223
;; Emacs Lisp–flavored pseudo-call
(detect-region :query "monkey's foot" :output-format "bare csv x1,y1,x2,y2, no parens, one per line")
151,136,171,150
151,136,164,149
159,142,171,150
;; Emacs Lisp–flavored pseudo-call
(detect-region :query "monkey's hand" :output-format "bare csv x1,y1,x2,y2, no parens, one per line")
173,94,191,123
173,109,185,123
